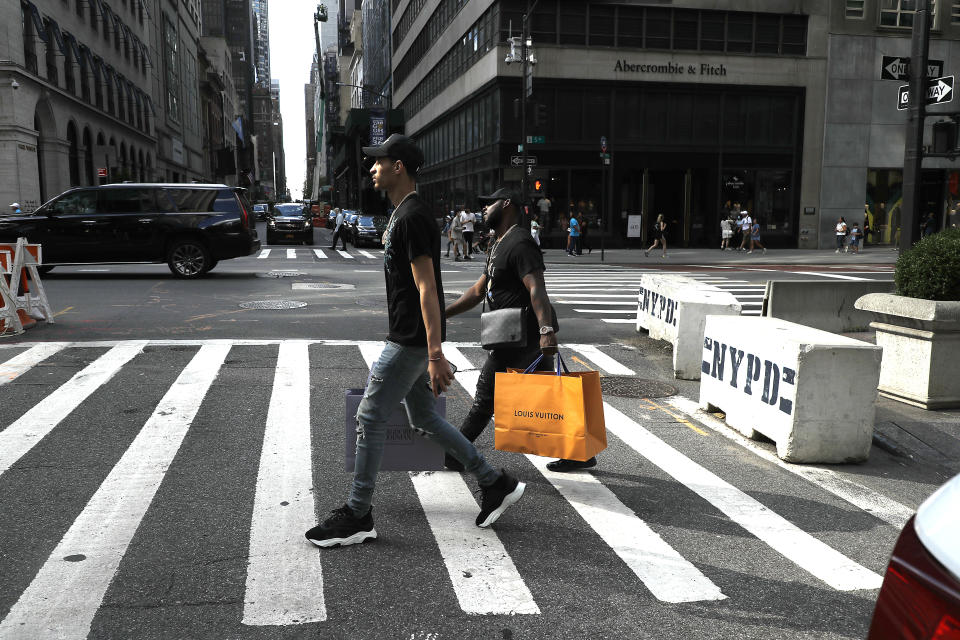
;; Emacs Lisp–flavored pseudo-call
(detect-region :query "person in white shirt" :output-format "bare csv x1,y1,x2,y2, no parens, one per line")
720,216,733,250
459,209,475,256
835,217,848,253
738,211,752,251
329,207,348,250
530,214,541,250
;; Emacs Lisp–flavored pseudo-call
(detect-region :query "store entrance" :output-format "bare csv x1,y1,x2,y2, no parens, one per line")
647,170,686,246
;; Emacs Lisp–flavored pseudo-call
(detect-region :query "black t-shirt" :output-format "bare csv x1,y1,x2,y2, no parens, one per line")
484,227,553,338
383,194,445,347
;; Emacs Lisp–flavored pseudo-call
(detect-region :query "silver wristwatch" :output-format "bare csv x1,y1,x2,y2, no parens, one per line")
539,326,555,335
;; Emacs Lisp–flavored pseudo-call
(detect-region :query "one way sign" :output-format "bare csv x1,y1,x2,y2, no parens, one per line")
898,75,954,110
881,55,944,81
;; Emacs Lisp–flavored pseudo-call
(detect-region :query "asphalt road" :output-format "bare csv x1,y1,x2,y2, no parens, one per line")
0,224,935,640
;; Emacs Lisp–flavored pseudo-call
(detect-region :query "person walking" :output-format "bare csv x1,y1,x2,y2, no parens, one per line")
737,209,753,251
8,202,21,215
305,135,526,548
442,214,453,257
835,217,848,253
459,208,475,255
578,212,592,254
444,188,595,473
568,213,581,256
451,209,466,261
748,218,767,254
645,214,668,258
921,212,936,237
537,196,552,231
329,207,348,250
848,222,862,254
530,213,542,253
720,215,733,250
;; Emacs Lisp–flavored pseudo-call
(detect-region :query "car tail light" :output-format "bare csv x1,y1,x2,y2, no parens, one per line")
869,517,960,640
236,196,250,229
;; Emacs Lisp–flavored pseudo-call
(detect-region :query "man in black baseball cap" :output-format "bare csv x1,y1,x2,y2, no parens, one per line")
361,133,424,177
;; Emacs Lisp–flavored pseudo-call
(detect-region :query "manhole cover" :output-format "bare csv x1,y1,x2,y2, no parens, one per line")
291,282,356,290
239,300,308,310
256,270,305,278
601,377,677,399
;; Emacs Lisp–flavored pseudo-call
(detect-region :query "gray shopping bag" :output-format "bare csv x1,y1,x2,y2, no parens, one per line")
344,389,446,471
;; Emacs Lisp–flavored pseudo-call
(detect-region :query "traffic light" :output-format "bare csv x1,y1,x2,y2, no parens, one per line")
533,103,548,127
933,120,957,154
533,179,543,192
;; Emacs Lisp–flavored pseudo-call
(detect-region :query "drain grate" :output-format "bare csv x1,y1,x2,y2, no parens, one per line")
239,300,308,310
600,377,677,399
257,270,305,278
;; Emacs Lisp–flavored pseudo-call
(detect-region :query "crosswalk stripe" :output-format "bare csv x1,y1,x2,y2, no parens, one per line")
800,272,870,281
0,342,67,386
357,250,377,259
602,403,883,591
448,348,724,604
0,342,147,478
575,309,635,314
602,319,636,324
337,250,354,259
556,300,636,306
313,249,328,259
567,344,636,376
0,343,230,639
551,294,636,298
287,249,297,259
243,341,326,626
357,344,539,616
257,249,271,259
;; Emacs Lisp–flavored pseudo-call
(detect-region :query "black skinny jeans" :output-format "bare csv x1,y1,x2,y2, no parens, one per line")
459,346,554,442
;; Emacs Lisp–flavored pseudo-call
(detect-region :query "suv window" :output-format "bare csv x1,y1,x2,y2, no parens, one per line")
273,204,304,216
166,188,217,212
98,188,155,213
213,189,241,214
49,190,98,215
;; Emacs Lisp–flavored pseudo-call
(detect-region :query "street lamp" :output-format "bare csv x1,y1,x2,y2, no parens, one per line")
313,5,328,99
505,0,540,218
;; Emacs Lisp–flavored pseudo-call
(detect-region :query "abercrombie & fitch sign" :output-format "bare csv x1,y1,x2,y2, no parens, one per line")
614,60,728,77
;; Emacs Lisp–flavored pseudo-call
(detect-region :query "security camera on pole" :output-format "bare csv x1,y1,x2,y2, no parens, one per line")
505,0,539,224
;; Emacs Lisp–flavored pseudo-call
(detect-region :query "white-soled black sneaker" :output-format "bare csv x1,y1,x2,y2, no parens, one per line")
305,505,377,548
476,470,525,528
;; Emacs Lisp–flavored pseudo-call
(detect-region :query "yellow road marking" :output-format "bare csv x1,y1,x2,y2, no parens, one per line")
571,355,596,371
53,306,74,318
641,398,710,436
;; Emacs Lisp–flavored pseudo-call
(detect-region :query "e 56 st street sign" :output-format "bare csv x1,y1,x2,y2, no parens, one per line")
881,55,944,81
897,76,954,110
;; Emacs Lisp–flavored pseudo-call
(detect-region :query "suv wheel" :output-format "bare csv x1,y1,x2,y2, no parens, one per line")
167,239,211,278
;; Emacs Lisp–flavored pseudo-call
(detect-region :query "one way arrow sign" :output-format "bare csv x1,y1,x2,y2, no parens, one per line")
898,75,954,110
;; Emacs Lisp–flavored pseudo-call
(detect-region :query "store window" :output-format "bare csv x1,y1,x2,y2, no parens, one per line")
722,169,794,238
866,169,903,244
846,0,866,18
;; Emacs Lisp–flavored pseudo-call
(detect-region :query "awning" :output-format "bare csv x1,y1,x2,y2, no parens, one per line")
22,1,48,43
44,18,66,55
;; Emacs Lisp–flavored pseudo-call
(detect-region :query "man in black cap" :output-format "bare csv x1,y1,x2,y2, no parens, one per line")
445,188,598,473
305,135,527,548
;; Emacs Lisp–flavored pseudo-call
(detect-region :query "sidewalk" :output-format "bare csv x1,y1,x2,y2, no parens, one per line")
542,246,899,266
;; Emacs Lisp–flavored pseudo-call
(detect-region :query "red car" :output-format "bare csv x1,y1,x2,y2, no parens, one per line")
868,472,960,639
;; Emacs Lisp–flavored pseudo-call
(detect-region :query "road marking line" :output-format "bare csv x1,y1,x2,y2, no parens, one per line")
567,344,636,376
556,300,637,306
337,250,354,259
53,306,75,317
286,249,297,259
575,309,636,314
663,396,915,528
257,249,271,259
313,249,328,259
243,341,325,625
451,356,724,604
0,343,147,478
602,319,636,324
0,344,230,639
357,345,538,616
550,294,636,298
442,345,476,372
640,399,710,437
603,403,883,591
0,343,68,385
799,271,870,281
357,250,377,259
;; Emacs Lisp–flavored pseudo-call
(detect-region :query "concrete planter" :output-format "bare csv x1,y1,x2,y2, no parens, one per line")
855,293,960,409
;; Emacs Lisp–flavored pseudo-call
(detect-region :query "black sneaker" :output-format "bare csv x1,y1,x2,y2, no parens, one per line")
444,453,465,472
305,505,377,548
476,469,525,528
546,457,597,472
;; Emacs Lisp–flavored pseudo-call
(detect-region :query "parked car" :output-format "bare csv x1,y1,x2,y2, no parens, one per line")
266,203,314,245
0,183,259,278
253,203,269,220
352,215,388,247
867,472,960,639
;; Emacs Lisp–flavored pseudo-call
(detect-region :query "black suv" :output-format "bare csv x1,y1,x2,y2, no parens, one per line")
265,203,314,245
0,184,260,278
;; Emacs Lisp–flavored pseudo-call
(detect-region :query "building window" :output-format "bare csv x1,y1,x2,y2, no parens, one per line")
880,0,936,27
951,0,960,22
164,16,180,123
45,24,59,86
846,1,866,18
22,4,38,75
64,45,76,94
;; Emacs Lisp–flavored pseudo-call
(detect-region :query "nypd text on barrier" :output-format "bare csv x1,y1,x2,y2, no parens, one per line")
638,287,678,327
701,337,796,416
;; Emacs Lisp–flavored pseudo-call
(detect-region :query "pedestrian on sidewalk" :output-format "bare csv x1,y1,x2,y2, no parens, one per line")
530,213,543,253
720,216,733,250
732,203,743,247
748,218,767,254
835,217,848,253
848,222,862,254
460,208,475,255
645,214,668,258
305,135,527,548
579,212,592,254
329,207,348,250
451,209,466,261
443,214,453,257
737,210,753,251
568,213,581,256
445,188,595,473
8,202,21,215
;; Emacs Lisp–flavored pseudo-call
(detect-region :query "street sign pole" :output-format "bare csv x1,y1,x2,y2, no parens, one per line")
519,1,529,225
600,137,608,262
902,0,931,253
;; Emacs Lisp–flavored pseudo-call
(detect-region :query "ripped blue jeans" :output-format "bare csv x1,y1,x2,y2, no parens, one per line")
348,341,500,517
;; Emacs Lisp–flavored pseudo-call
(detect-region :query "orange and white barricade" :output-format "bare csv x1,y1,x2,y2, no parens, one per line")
0,250,25,335
0,238,54,331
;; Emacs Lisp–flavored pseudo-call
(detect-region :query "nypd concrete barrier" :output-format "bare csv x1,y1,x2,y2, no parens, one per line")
699,316,882,463
762,280,895,333
636,275,742,380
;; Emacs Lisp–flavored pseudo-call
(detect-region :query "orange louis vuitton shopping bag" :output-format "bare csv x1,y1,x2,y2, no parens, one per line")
494,353,606,461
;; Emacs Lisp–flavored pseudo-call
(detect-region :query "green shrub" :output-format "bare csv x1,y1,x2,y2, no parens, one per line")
895,227,960,300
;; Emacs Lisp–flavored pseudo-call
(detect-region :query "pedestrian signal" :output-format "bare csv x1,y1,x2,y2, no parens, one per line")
534,179,543,192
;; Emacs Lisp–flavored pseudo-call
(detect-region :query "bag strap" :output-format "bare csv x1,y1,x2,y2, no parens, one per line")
522,354,544,374
556,352,570,375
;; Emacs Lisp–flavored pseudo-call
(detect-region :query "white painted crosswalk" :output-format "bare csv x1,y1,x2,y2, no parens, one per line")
256,248,383,261
0,339,908,636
